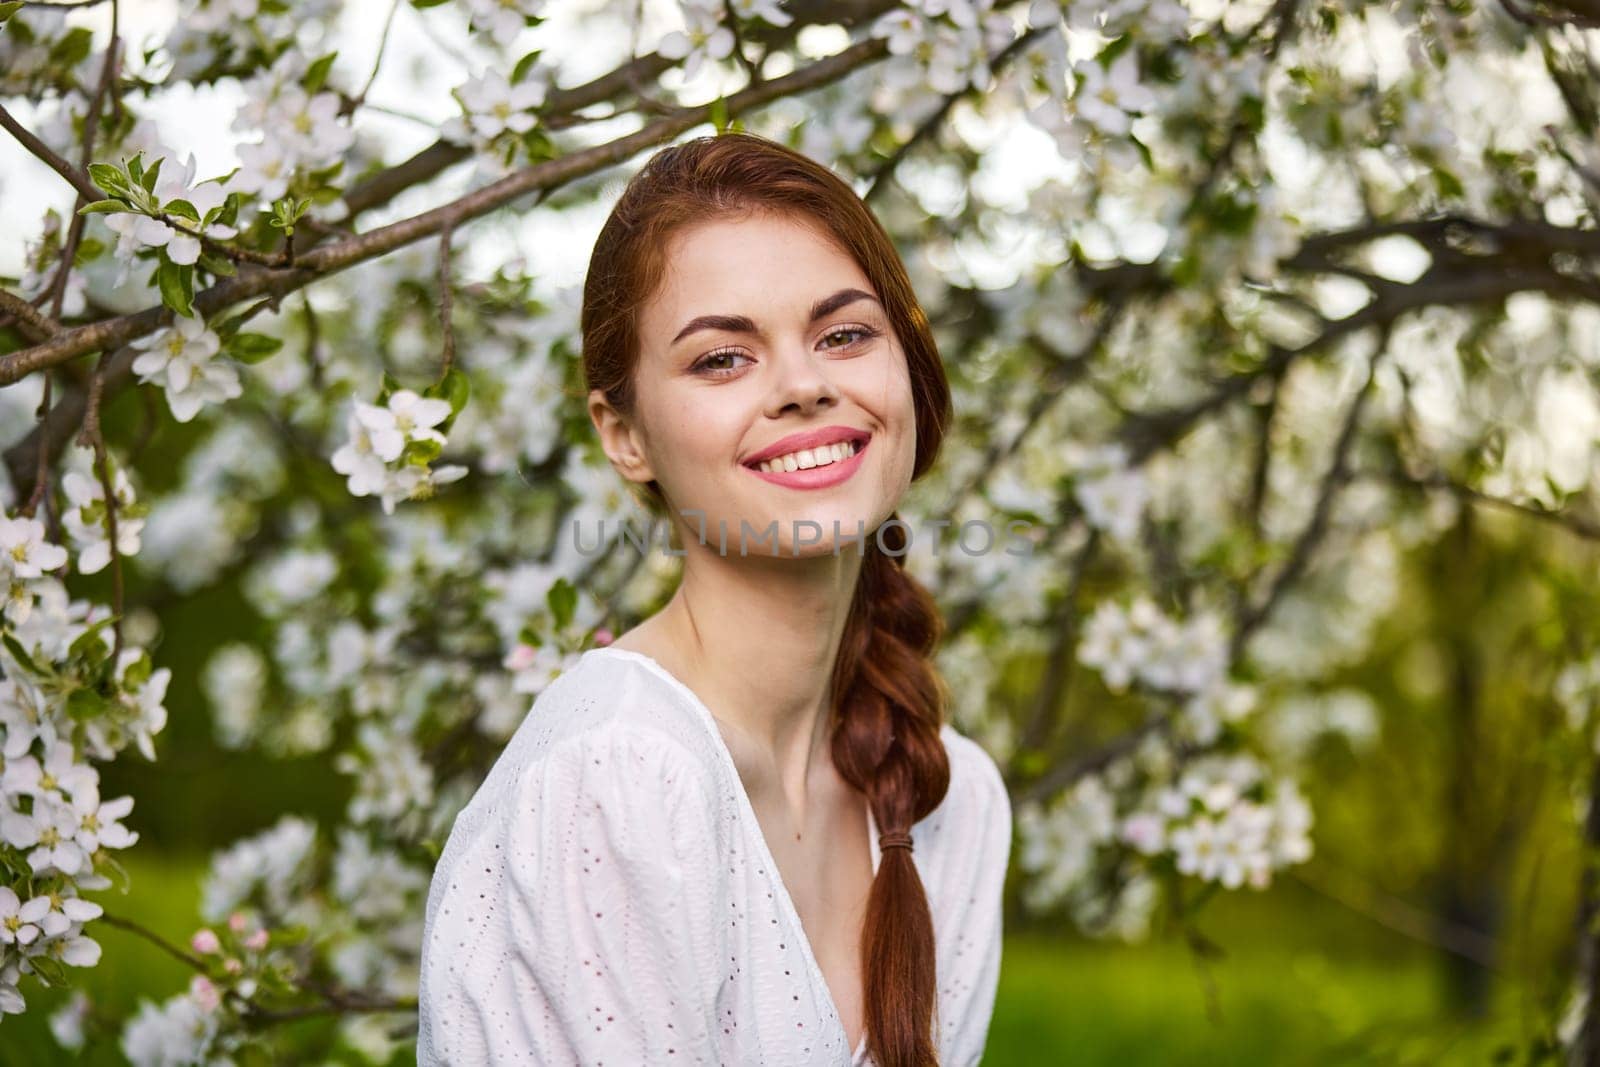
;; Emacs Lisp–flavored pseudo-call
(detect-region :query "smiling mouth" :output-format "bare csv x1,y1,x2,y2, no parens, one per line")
742,432,872,473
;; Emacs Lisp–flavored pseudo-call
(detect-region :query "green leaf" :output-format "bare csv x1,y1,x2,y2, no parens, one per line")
546,578,577,631
269,195,312,235
68,616,116,663
411,0,453,8
210,311,245,341
66,686,111,722
122,650,153,690
198,250,237,278
1126,131,1154,171
0,2,24,25
77,199,127,215
74,236,104,265
142,154,165,195
377,371,403,406
213,190,243,229
88,163,132,198
520,126,556,164
1098,33,1134,68
98,851,132,892
304,52,338,95
48,26,93,68
156,256,194,318
164,198,201,223
439,366,470,415
511,50,543,84
28,955,68,987
307,158,345,186
403,438,443,465
709,95,730,134
425,366,470,434
2,633,47,677
227,332,284,363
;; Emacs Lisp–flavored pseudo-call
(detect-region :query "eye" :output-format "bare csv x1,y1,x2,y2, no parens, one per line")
691,348,752,378
822,325,880,350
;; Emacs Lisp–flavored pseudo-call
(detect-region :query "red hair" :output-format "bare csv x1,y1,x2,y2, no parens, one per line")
581,130,955,1065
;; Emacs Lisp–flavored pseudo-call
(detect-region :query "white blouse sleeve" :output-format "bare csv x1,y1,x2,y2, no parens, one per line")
419,722,728,1065
940,734,1013,1067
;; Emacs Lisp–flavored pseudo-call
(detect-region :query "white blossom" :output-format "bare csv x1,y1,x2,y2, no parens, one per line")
1073,50,1157,137
129,315,242,425
0,514,68,580
200,815,318,922
121,992,219,1067
463,0,547,48
657,4,736,83
58,467,144,576
0,887,50,947
444,70,549,146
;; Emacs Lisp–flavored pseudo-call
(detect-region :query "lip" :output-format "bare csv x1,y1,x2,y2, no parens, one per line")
742,425,872,467
744,436,870,491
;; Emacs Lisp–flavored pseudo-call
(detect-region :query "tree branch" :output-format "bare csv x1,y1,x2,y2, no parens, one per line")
0,36,891,388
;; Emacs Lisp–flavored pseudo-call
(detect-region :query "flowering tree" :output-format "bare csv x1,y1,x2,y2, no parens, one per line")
2,0,1599,1061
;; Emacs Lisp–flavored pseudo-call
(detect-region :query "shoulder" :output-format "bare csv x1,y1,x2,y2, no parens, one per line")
418,652,732,1064
514,651,727,826
428,651,728,896
924,723,1013,886
486,649,724,791
939,723,1012,836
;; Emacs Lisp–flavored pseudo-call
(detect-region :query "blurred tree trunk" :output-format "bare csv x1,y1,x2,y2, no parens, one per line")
1569,761,1600,1067
1429,505,1510,1017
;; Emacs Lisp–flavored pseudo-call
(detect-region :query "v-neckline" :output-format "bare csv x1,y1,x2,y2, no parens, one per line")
587,645,874,1062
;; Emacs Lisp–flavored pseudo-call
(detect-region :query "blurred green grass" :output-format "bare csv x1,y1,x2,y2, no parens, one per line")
1,851,208,1066
988,932,1518,1066
0,851,1544,1066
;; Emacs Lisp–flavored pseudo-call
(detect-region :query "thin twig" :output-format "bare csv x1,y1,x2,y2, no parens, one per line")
722,0,765,86
438,220,456,377
1290,862,1503,971
76,347,126,659
354,0,404,109
97,912,209,972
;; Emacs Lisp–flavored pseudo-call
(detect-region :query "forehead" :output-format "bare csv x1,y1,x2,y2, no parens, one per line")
644,212,874,331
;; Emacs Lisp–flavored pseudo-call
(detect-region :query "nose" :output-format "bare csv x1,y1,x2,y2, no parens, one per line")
763,342,840,419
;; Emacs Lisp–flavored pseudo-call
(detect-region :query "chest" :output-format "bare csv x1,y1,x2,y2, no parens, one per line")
749,785,876,1053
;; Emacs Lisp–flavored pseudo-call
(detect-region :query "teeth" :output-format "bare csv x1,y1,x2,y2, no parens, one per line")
757,440,858,474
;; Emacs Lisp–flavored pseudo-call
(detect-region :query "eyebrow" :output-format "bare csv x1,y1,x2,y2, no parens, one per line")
670,287,881,347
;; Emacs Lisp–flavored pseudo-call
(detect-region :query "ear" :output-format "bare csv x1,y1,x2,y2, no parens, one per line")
588,389,658,486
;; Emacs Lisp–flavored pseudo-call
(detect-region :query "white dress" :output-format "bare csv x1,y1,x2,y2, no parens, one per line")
417,645,1012,1066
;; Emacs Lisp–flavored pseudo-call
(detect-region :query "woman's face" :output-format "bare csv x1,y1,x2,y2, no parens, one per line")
592,210,917,558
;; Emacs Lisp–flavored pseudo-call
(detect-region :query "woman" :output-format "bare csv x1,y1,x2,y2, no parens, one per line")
417,131,1012,1067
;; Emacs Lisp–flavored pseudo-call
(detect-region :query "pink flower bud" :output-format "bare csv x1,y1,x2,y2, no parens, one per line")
190,928,221,955
593,628,614,647
228,912,248,933
504,642,538,672
190,976,220,1013
223,957,243,974
244,929,269,951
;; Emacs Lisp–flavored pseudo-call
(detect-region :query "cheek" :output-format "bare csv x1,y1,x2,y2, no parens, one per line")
655,401,744,472
854,356,918,488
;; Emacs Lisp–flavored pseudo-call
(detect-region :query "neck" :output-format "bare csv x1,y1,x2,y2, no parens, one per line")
648,534,866,813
